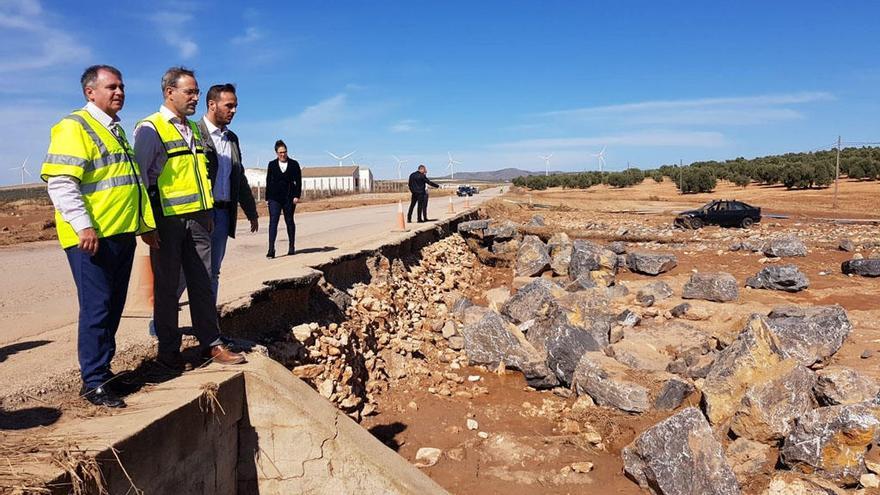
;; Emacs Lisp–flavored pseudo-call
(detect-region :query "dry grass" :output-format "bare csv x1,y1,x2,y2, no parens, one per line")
198,382,225,419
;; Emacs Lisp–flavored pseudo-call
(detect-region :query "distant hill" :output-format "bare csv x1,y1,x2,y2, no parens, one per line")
436,168,562,182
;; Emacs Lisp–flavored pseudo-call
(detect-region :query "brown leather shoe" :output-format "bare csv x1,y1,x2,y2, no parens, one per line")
210,344,246,365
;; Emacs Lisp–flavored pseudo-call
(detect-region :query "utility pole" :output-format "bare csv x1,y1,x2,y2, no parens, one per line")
834,135,841,209
679,159,683,194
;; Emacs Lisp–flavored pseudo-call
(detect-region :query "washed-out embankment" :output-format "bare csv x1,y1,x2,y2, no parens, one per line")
16,210,479,495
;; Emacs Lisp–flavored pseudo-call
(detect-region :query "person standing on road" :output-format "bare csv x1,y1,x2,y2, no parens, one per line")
134,66,246,369
197,83,258,305
265,140,301,258
407,164,439,223
41,65,158,408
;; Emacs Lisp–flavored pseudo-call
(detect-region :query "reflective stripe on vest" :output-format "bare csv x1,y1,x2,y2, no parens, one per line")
139,113,213,216
41,109,156,248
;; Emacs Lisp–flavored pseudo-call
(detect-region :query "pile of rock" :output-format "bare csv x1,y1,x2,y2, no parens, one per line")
271,234,493,420
621,305,880,493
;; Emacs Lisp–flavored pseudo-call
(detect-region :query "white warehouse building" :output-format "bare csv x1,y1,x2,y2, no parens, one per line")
243,166,373,193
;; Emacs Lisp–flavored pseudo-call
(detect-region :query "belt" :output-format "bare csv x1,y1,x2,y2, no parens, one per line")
214,200,233,208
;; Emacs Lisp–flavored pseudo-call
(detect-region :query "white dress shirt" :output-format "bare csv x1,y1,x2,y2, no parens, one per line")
203,116,232,201
46,102,122,233
278,160,288,173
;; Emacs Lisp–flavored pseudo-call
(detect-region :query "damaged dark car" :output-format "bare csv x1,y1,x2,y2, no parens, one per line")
674,199,761,229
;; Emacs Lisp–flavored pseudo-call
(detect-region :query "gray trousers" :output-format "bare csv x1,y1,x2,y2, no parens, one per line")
150,209,222,356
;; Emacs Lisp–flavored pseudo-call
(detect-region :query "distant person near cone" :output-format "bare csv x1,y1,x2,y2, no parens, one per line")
41,65,158,408
408,164,439,223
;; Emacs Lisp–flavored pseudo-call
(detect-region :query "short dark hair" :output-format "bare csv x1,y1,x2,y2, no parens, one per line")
418,164,426,171
161,66,196,92
274,140,287,151
206,83,236,108
80,65,122,93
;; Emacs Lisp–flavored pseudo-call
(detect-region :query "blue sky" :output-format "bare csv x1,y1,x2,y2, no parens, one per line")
2,0,879,184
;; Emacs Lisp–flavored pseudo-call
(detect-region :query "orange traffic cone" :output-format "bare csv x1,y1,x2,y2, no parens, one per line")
447,196,455,214
392,200,410,232
123,253,154,317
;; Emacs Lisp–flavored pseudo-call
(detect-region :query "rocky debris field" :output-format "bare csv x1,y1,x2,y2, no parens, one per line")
270,198,880,494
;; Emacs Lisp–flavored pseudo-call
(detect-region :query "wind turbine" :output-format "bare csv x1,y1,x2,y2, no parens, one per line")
392,155,407,180
447,152,462,180
591,146,607,172
539,153,553,176
10,156,31,185
327,150,355,167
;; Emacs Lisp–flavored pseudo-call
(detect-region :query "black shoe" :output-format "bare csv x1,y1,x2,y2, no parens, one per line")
156,352,186,372
407,218,412,223
80,385,126,408
287,247,295,255
266,250,275,259
104,373,139,395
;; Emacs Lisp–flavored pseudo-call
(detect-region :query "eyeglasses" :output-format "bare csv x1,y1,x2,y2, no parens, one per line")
174,88,200,97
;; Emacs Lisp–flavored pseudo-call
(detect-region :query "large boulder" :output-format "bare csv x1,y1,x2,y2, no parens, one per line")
729,359,817,442
763,236,808,258
765,305,852,367
626,252,677,276
499,278,562,324
700,316,785,425
460,311,558,388
484,220,518,241
726,438,774,488
814,366,880,406
514,235,551,277
682,272,739,302
543,307,613,385
781,403,880,485
623,407,741,495
762,473,848,495
568,240,619,280
547,232,573,276
654,376,696,410
841,259,880,277
746,265,810,292
572,352,651,413
457,219,491,236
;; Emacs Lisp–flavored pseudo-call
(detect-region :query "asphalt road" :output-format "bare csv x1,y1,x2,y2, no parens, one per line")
0,188,500,399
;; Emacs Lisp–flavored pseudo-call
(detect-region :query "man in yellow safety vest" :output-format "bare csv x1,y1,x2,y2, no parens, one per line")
134,66,246,369
42,65,158,408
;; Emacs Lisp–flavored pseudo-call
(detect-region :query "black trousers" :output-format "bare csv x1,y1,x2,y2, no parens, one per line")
150,209,222,356
407,192,428,222
268,199,296,253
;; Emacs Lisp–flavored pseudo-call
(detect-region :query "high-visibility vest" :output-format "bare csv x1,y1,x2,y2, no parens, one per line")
139,113,213,216
41,109,156,249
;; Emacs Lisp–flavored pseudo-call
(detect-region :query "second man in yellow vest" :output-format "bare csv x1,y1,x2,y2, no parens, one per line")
133,66,246,368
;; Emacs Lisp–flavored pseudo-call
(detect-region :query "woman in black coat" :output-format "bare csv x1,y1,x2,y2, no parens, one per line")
265,140,302,258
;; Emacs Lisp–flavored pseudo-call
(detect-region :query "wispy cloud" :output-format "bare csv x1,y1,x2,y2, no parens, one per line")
540,92,834,126
0,0,90,73
149,12,198,59
541,91,834,117
231,26,262,45
390,119,420,133
491,130,727,150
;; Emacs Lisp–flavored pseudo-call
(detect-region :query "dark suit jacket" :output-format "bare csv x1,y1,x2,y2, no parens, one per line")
266,158,302,203
408,171,439,194
197,118,258,239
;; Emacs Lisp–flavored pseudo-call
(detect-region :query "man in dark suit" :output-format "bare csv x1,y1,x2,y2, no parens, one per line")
265,139,302,258
408,164,439,223
198,83,259,305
